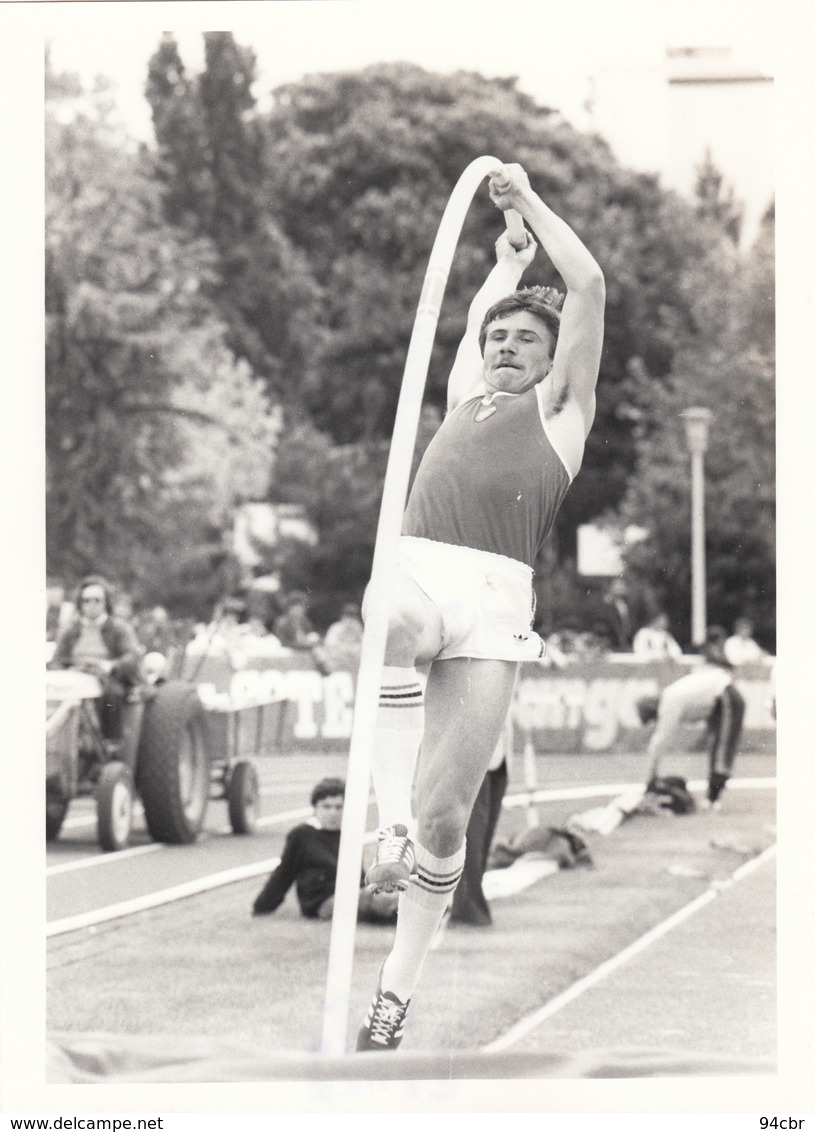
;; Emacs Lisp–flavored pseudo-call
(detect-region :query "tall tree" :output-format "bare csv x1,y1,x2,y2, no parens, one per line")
144,33,213,230
145,32,319,399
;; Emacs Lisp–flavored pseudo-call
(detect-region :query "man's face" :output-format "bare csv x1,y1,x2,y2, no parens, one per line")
313,795,344,831
79,585,106,617
482,311,555,396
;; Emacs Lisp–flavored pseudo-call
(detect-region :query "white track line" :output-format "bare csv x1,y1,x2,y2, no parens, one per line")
482,842,777,1053
47,831,380,938
47,858,284,938
48,807,315,877
47,843,163,875
504,776,776,809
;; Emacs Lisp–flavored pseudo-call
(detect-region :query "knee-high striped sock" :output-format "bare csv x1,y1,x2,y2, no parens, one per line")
380,841,465,1003
372,666,424,833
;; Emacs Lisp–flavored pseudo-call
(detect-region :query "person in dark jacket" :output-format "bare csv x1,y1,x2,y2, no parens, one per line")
49,575,143,741
596,577,634,652
252,778,398,923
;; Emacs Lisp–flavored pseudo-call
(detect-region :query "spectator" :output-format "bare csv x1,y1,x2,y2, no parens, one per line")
48,575,143,743
632,613,683,660
111,591,136,624
273,591,321,650
585,624,614,658
137,606,173,654
273,591,331,673
594,578,634,652
540,631,571,668
323,603,365,674
242,614,271,637
218,597,248,638
183,599,245,661
46,576,73,642
252,778,399,924
247,570,285,627
237,613,285,658
724,617,766,666
544,627,581,665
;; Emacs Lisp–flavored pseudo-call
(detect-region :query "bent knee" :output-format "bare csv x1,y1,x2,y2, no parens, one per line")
418,795,470,857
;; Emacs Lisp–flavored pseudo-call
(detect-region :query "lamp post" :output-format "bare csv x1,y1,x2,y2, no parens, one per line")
680,408,712,647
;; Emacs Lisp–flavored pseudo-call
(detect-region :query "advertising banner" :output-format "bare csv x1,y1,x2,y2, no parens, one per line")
184,649,776,758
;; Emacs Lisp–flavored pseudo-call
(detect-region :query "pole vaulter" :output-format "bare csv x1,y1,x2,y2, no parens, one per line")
321,157,527,1057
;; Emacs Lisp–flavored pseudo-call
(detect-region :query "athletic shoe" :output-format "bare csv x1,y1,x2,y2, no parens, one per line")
365,824,415,893
356,980,410,1051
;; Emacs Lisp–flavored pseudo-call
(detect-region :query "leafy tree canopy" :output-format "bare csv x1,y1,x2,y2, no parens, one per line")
46,58,278,612
145,32,321,401
611,205,775,647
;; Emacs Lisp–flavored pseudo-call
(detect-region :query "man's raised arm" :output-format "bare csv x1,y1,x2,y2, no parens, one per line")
489,166,605,430
446,230,537,411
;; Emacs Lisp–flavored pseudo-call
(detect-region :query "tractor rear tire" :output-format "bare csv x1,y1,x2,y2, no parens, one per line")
136,683,209,844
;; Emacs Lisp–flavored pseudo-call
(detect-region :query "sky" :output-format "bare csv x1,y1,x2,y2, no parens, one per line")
35,0,782,143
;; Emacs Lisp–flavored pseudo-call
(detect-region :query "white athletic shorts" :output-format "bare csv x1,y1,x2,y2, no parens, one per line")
396,536,544,662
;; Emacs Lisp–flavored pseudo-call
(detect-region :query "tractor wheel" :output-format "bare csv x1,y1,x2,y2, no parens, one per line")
97,762,135,852
46,795,69,842
136,682,209,844
227,760,260,835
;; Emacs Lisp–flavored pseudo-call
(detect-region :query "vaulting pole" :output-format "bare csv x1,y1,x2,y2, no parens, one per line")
320,158,527,1056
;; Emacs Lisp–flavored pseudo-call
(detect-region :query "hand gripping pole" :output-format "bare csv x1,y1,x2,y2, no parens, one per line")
320,158,527,1057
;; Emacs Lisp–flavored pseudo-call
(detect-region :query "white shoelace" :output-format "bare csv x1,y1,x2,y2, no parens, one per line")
370,997,407,1042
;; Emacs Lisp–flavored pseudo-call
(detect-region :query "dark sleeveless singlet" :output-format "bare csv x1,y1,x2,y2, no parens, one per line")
402,386,572,570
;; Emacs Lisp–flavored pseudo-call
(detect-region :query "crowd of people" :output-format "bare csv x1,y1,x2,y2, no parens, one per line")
47,564,769,688
183,592,364,677
46,573,367,684
535,579,768,670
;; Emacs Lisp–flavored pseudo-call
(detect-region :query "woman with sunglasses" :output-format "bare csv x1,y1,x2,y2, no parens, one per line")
49,574,143,744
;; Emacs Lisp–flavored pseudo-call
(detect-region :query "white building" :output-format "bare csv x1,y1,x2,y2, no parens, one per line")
589,46,773,247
